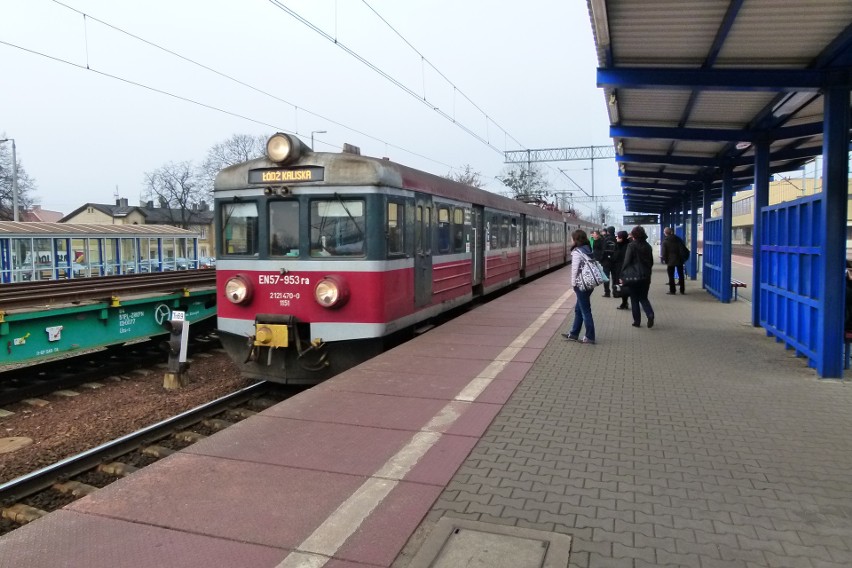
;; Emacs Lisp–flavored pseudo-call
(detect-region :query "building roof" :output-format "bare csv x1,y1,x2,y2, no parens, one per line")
22,205,63,223
0,222,199,237
586,0,852,213
59,201,213,225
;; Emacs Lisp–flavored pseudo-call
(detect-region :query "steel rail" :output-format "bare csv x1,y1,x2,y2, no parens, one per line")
0,272,216,310
0,381,268,506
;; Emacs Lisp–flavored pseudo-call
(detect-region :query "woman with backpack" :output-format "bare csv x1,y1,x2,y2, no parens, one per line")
598,226,618,297
562,229,596,344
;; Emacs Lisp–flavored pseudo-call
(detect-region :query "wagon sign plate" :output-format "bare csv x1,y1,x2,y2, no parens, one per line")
248,167,325,184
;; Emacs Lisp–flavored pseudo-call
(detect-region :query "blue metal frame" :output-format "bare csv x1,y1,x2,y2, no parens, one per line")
0,239,9,284
703,218,724,299
758,193,822,367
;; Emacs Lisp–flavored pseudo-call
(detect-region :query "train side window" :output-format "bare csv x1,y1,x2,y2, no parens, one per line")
437,206,451,254
222,201,259,256
500,216,509,248
423,206,432,253
510,218,518,248
269,201,300,257
387,202,404,256
415,206,422,253
489,215,499,249
453,208,465,253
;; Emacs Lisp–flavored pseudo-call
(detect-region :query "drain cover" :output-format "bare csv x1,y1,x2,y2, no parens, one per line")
409,517,571,568
0,437,33,454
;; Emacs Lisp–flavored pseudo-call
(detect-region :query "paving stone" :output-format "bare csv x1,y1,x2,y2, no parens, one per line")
413,267,852,568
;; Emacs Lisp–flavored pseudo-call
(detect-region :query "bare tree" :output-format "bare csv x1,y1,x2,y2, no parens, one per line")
497,164,550,202
144,161,206,229
445,164,484,188
0,140,36,220
199,133,267,197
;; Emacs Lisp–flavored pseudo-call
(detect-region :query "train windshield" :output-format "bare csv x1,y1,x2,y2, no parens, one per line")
310,199,365,257
270,201,300,257
222,201,259,256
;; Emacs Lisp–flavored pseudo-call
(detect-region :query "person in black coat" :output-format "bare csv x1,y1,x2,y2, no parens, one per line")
660,227,686,295
621,225,656,328
611,230,630,310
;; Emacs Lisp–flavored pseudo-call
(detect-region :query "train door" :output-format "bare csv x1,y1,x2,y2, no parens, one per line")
471,205,485,289
414,193,433,307
520,214,528,277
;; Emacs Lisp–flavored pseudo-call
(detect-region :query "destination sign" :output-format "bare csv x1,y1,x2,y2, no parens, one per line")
623,214,659,225
248,166,324,184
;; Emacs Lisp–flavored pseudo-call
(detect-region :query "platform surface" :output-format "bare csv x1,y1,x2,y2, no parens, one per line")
2,265,852,568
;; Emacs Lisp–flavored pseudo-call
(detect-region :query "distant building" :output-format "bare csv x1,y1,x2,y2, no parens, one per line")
710,177,852,246
22,205,64,223
60,198,214,257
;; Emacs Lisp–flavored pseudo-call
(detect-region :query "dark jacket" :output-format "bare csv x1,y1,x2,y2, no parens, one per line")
622,239,654,282
610,238,629,282
598,234,617,267
660,234,685,267
592,237,604,262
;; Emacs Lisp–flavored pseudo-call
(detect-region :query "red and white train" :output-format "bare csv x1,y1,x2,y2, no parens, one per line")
215,133,594,384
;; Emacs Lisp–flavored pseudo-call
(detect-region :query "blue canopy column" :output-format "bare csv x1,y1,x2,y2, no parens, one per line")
817,84,850,377
689,191,699,279
751,140,770,327
702,180,712,290
720,166,734,303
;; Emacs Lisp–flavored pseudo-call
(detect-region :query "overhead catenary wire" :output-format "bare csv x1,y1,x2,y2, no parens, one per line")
4,1,558,194
357,0,526,152
35,0,460,173
266,0,514,156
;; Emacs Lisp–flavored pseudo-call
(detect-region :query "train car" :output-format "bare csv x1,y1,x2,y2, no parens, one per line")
214,134,594,384
0,222,202,283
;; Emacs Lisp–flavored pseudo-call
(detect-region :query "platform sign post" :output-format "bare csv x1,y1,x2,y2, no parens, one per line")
163,311,189,390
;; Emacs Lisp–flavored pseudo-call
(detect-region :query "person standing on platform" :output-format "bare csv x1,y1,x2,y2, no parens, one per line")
621,225,655,328
598,226,617,298
563,229,596,344
589,229,600,255
611,230,630,310
661,227,686,295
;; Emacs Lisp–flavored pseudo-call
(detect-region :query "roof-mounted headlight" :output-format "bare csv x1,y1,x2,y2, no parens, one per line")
266,133,304,164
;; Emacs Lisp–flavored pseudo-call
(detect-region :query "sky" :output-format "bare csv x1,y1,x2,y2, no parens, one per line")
0,0,622,222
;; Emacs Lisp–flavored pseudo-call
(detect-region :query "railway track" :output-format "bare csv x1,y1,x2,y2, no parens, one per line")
0,271,216,311
0,324,219,407
0,381,294,534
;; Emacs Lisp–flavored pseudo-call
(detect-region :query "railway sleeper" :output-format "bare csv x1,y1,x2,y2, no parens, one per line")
97,462,138,477
227,408,257,420
174,431,207,444
202,418,234,431
142,445,176,458
52,480,98,497
2,503,47,524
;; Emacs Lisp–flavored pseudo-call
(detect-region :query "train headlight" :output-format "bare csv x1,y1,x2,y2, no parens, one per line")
266,133,304,164
314,275,350,309
224,275,253,304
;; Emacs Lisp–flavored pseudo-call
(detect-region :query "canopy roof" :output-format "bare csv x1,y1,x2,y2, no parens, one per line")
587,0,852,213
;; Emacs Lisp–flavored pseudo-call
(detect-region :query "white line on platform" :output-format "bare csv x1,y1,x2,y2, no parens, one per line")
276,288,574,568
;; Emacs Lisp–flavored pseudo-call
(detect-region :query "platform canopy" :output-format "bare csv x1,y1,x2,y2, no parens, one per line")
587,0,852,213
